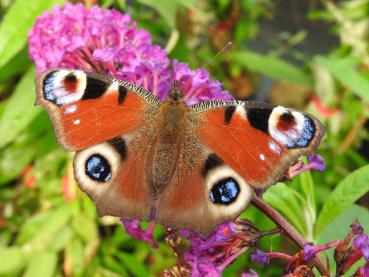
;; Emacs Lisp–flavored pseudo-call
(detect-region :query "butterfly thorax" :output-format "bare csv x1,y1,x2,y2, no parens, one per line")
147,85,188,192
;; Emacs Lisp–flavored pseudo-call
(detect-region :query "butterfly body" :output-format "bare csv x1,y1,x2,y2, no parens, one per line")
36,69,324,234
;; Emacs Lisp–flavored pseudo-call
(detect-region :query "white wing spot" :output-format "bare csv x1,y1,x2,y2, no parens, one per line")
73,119,81,125
65,104,77,114
260,154,266,161
269,141,281,154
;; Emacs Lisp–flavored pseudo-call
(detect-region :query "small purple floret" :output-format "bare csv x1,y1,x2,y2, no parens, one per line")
354,234,369,261
121,218,158,248
303,243,316,260
307,155,326,172
251,249,270,265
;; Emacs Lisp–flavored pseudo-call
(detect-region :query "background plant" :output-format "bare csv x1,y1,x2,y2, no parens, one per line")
0,0,369,276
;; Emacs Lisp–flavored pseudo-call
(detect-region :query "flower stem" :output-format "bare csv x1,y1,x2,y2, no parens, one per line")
251,195,330,276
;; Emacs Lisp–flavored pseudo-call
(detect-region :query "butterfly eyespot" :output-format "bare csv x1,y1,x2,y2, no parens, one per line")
85,154,112,182
63,73,78,92
280,112,295,124
210,177,240,205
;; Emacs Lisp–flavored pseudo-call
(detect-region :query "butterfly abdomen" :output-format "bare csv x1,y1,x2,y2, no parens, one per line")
147,101,188,191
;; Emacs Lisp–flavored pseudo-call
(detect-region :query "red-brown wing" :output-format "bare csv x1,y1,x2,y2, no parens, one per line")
36,69,161,220
155,134,253,235
73,134,154,220
189,101,324,189
35,69,161,151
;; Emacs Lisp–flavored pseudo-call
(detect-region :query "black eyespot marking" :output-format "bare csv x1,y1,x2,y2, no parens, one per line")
210,178,240,205
82,76,108,100
63,73,78,92
202,154,224,177
108,137,127,160
64,73,77,84
224,106,236,125
118,86,127,105
246,108,272,134
85,154,112,182
280,112,295,124
43,70,58,104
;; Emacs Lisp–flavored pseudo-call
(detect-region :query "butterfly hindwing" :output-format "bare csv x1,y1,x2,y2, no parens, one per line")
73,134,154,220
155,134,253,234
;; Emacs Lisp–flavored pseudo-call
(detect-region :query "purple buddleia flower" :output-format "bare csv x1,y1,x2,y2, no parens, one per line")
28,3,231,104
181,220,259,276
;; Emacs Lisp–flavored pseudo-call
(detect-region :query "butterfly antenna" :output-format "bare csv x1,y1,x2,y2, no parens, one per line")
203,41,233,70
181,41,233,93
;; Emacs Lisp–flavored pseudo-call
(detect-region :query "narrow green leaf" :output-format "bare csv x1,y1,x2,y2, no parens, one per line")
137,0,195,28
71,213,98,243
19,204,75,251
263,183,307,235
315,56,369,101
66,238,85,276
315,165,369,235
137,0,177,28
0,0,64,69
0,67,41,148
0,247,26,274
117,252,150,276
230,51,312,85
0,48,31,82
23,251,57,277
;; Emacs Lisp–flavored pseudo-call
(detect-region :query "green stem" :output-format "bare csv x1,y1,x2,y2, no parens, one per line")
251,195,331,276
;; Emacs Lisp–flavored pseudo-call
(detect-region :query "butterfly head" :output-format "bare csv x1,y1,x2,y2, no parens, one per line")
168,80,184,103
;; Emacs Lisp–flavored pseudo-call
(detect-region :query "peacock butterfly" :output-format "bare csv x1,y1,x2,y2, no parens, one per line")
35,69,324,234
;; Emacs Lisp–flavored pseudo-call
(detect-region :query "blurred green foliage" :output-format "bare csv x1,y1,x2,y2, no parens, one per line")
0,0,369,276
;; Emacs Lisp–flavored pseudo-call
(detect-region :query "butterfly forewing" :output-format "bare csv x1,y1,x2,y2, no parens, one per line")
189,101,324,189
35,69,161,151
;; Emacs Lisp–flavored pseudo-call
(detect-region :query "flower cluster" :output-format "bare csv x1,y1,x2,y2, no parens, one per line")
28,2,232,104
162,220,262,276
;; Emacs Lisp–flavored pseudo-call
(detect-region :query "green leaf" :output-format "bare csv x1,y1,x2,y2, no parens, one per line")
0,247,26,274
0,0,64,70
263,183,307,236
137,0,195,28
315,56,369,101
0,67,41,148
0,48,31,82
23,251,57,277
0,113,53,185
230,51,312,85
117,252,150,276
19,204,75,251
137,0,177,28
65,238,85,276
315,164,369,235
71,213,98,243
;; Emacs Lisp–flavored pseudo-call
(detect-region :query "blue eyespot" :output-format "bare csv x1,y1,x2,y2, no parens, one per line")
210,178,240,205
85,154,112,182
